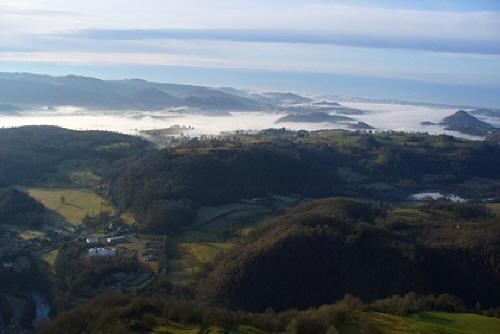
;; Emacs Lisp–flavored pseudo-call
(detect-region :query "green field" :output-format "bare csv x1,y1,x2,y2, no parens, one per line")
154,322,264,334
42,249,59,270
168,203,272,284
27,188,115,225
169,242,234,284
389,207,431,221
19,230,45,240
410,312,500,334
341,312,500,334
487,203,500,216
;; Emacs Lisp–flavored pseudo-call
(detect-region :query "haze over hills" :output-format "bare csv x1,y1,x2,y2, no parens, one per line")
422,110,497,136
0,73,266,112
441,110,496,136
1,72,499,140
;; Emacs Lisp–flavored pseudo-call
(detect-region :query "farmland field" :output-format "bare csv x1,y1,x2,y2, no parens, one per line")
341,311,500,334
410,312,500,334
27,188,115,225
169,242,234,284
19,230,45,240
167,203,273,284
42,249,59,269
487,203,500,216
153,322,264,334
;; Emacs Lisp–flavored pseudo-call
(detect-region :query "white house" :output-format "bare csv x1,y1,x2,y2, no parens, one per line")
88,247,116,257
106,236,127,244
86,237,99,244
2,262,13,269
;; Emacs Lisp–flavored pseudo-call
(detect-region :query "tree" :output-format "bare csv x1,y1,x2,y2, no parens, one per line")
358,315,381,334
325,326,338,334
286,319,298,334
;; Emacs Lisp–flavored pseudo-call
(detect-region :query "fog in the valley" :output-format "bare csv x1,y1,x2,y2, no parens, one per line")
1,102,499,139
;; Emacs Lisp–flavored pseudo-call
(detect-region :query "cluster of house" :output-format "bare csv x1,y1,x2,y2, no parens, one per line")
88,247,116,257
1,256,31,272
51,227,77,238
86,235,128,257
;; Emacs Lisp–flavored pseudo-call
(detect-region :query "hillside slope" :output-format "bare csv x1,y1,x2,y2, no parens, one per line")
197,198,500,312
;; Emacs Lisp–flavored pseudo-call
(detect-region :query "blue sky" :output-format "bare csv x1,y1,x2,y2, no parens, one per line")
0,0,499,107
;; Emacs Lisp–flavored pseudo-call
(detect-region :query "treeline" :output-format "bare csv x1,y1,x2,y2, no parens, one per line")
0,126,148,186
0,255,53,331
0,256,52,294
0,187,46,227
197,198,500,312
0,292,37,330
114,132,500,235
422,198,493,220
115,143,340,234
52,242,139,312
40,292,500,334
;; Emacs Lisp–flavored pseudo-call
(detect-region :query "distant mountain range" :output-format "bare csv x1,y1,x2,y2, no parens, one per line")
0,73,288,112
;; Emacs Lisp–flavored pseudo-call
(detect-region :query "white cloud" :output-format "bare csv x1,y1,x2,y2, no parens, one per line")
1,40,498,85
0,1,498,89
1,1,499,42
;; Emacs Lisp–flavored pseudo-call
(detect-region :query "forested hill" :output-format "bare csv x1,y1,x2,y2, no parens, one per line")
0,187,47,227
197,198,500,312
0,126,149,187
114,131,500,234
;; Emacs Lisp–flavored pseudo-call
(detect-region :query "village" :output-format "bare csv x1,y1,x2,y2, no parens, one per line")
0,186,167,333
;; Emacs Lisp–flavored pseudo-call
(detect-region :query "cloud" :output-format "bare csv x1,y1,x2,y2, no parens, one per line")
2,1,499,38
2,1,499,55
1,40,498,87
0,0,499,97
72,29,500,55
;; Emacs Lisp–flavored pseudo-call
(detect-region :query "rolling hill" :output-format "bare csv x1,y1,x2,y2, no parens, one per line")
441,110,496,136
197,198,500,312
0,73,265,111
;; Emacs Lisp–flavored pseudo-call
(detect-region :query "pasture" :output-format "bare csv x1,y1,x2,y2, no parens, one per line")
410,312,500,334
27,188,115,225
487,203,500,216
167,203,273,284
42,249,59,270
168,242,234,284
341,311,500,334
19,230,45,240
153,322,264,334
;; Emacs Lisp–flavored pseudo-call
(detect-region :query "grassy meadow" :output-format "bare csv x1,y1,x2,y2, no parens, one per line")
341,311,500,334
153,322,264,334
167,203,272,284
27,188,114,225
42,249,59,271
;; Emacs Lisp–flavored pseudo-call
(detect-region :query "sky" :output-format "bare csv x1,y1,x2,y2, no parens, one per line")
0,0,499,107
